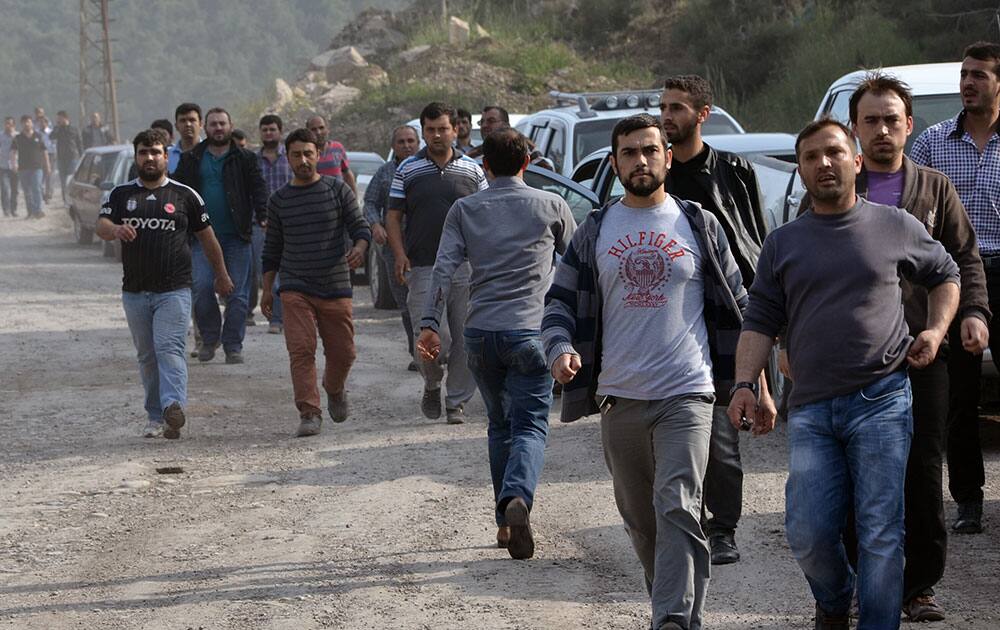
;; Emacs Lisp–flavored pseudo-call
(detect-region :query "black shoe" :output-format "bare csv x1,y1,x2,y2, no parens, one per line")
197,343,217,362
952,501,983,534
328,391,348,423
225,351,244,365
504,497,534,559
421,387,441,419
709,531,740,565
407,360,419,372
162,402,186,440
814,603,849,630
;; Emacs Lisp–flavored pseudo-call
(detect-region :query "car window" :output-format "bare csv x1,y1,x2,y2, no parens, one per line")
573,119,618,166
522,167,599,223
350,156,384,177
90,152,118,186
908,94,962,152
702,115,741,135
547,123,566,172
824,90,852,124
746,155,796,231
74,154,95,184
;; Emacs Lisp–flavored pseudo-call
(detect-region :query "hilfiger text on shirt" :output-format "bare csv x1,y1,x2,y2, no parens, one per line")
608,231,686,309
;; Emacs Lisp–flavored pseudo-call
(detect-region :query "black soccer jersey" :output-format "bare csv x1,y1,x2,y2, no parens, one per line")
101,178,211,293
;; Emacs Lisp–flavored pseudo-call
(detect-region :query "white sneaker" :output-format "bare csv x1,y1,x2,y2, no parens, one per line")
142,420,164,438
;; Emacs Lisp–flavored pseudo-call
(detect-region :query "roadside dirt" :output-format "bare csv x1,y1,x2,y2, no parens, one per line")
1,203,998,629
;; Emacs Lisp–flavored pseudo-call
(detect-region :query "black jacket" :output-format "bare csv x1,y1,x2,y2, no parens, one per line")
668,146,767,287
173,139,268,241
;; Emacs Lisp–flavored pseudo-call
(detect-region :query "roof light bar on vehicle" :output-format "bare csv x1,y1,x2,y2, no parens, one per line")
549,90,663,117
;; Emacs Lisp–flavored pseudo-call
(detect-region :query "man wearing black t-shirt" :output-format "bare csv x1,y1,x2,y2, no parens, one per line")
660,75,769,566
12,116,50,219
97,129,233,439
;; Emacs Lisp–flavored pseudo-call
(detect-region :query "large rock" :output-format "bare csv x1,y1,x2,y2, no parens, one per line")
397,45,431,65
328,9,407,62
273,78,294,110
317,84,362,113
449,16,470,45
311,46,368,84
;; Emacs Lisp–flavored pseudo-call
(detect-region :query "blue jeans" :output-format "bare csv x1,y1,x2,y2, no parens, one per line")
18,169,43,217
785,369,912,630
0,169,17,214
250,224,282,325
192,233,252,353
122,289,192,421
464,328,553,525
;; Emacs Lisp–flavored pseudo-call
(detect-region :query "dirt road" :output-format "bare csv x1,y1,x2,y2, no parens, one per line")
1,205,998,629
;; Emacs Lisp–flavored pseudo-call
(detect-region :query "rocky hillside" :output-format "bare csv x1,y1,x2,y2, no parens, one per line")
255,2,653,153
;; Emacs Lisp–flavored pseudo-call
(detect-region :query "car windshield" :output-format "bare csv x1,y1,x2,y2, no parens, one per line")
907,94,963,152
573,114,741,166
350,156,384,177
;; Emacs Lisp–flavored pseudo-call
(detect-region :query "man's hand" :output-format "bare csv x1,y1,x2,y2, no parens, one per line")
907,328,946,369
727,388,759,433
214,273,234,297
261,290,274,320
961,316,989,354
416,329,441,362
551,352,581,384
371,222,387,246
754,389,778,436
394,254,411,285
346,243,366,269
114,224,137,242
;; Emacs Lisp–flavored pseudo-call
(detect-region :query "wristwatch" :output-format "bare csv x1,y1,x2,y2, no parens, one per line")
729,381,760,399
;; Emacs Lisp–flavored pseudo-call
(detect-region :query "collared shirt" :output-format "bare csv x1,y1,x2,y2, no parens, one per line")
167,144,183,174
388,147,487,267
362,158,400,227
910,111,1000,255
316,140,350,178
199,149,237,235
257,146,292,198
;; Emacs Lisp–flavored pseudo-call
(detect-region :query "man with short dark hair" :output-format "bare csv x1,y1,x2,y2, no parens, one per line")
95,128,232,439
911,41,1000,538
173,103,202,173
455,108,475,153
386,102,487,424
174,107,268,364
466,106,509,159
50,111,82,203
364,124,420,367
1,116,20,216
306,114,357,196
82,111,112,148
417,129,576,559
13,116,49,219
262,128,370,437
251,113,292,334
731,119,960,630
543,114,767,630
838,72,990,623
659,73,769,566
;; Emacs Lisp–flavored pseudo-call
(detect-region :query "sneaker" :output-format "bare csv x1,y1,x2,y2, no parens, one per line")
421,387,442,419
903,594,945,622
709,531,740,565
328,391,348,423
225,351,244,365
952,501,983,534
197,343,217,362
268,323,283,334
814,603,849,630
162,402,186,440
296,413,322,437
446,406,465,425
142,420,164,438
504,497,534,560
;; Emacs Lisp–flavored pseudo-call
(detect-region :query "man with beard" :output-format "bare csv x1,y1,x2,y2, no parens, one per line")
363,124,421,368
465,105,508,160
543,114,772,630
174,107,268,365
386,102,487,424
659,75,768,566
911,42,1000,537
730,119,959,630
95,128,233,439
455,108,475,153
306,114,357,196
261,128,370,437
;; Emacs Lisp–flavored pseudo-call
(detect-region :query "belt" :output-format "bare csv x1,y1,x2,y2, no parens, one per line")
982,254,1000,269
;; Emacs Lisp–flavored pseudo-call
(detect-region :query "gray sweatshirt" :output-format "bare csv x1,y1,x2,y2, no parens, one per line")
421,176,577,332
743,198,959,407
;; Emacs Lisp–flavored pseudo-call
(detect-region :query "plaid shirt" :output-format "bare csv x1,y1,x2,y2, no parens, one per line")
257,146,293,198
910,111,1000,255
362,158,398,227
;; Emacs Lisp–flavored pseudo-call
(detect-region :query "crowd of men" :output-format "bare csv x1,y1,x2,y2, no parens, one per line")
7,38,998,630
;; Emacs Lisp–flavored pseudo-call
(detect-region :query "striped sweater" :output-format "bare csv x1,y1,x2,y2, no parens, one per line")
541,196,748,423
262,175,371,299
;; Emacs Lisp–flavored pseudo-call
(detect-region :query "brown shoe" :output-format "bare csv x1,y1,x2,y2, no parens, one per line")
162,403,186,440
496,526,510,548
903,594,945,622
504,497,534,559
814,603,849,630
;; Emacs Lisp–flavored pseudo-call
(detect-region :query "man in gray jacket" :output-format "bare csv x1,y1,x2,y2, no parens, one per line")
417,129,576,559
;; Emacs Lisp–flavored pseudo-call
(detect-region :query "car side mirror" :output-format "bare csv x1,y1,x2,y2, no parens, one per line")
98,181,115,191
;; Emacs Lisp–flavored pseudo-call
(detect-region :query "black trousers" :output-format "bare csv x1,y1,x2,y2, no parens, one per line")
844,360,949,601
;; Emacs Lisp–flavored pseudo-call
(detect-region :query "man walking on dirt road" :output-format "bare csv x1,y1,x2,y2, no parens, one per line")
96,128,233,439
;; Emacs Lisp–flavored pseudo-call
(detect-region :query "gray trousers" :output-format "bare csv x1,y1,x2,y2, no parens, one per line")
601,393,713,630
405,264,476,410
702,406,743,534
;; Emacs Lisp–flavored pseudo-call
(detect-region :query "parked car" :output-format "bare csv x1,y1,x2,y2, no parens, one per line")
65,144,133,258
516,90,744,179
386,114,527,162
346,151,385,288
366,165,600,308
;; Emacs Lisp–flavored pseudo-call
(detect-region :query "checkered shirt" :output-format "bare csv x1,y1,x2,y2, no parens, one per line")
910,111,1000,255
257,146,293,198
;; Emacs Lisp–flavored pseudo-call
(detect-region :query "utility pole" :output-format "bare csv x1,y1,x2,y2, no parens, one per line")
79,0,120,142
